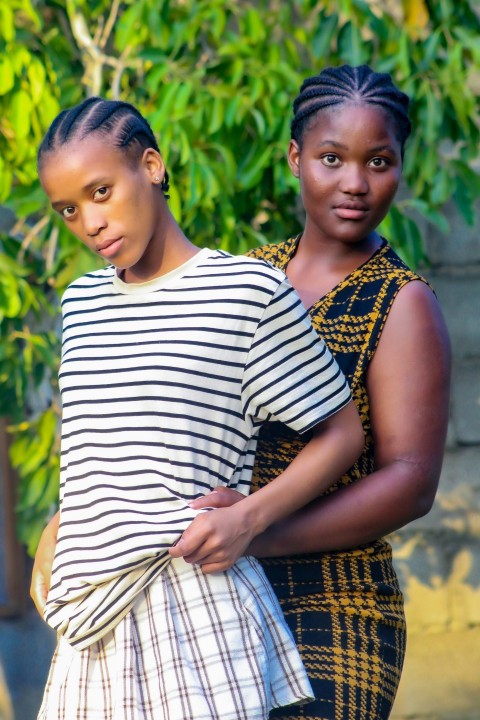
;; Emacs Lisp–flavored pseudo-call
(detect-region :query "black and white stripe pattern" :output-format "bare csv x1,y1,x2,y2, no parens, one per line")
44,248,350,650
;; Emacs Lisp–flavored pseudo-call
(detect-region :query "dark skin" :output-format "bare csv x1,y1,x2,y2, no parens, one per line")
188,103,451,560
30,102,450,600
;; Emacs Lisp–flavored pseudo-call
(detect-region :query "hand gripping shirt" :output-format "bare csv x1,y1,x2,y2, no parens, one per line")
44,248,350,650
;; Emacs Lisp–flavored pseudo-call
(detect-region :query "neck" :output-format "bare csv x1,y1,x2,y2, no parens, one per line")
286,230,383,307
122,205,199,284
297,227,382,266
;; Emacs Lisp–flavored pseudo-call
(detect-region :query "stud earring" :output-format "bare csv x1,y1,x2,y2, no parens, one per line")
154,176,161,182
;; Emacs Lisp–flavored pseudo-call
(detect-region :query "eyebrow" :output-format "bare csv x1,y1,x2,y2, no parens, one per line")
317,140,348,150
50,178,110,210
316,140,397,154
368,144,397,154
51,200,70,211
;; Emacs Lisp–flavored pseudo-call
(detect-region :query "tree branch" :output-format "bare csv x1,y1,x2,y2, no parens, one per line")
65,0,142,96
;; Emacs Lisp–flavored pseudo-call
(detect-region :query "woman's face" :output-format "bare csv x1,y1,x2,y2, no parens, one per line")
39,136,165,278
288,103,403,246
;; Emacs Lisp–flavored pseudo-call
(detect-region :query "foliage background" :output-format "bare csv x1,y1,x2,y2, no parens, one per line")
1,0,479,554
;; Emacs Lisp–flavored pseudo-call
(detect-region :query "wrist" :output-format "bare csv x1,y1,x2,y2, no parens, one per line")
239,494,271,538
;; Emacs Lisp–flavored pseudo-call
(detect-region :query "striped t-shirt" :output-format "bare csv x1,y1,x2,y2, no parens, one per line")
44,248,350,649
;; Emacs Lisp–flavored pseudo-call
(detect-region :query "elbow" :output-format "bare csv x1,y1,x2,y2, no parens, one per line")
412,482,438,519
401,463,441,522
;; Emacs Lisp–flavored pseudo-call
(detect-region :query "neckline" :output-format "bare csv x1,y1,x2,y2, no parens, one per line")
285,234,388,310
112,247,211,295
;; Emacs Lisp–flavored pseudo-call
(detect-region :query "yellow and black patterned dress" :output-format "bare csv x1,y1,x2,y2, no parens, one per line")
247,236,425,720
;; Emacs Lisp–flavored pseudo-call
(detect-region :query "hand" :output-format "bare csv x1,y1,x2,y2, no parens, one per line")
189,486,245,510
169,504,254,574
30,511,59,617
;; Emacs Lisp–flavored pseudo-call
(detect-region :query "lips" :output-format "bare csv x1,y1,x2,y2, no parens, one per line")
333,202,368,220
96,237,124,259
333,202,369,220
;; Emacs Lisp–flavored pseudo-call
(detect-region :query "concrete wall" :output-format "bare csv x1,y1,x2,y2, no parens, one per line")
391,202,480,720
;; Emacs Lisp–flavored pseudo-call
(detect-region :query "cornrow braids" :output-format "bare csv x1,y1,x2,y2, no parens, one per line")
291,64,411,153
38,97,170,197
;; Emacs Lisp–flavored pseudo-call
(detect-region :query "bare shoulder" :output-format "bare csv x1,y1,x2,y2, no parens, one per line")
367,277,451,473
378,278,450,353
369,277,451,391
389,277,443,314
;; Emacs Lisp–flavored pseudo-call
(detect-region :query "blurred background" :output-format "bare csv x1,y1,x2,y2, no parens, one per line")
0,1,479,718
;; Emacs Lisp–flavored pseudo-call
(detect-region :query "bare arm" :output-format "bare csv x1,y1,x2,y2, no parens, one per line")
169,399,364,572
193,281,451,557
249,281,451,555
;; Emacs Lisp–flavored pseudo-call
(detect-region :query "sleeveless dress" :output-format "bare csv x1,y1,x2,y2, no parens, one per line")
247,237,426,720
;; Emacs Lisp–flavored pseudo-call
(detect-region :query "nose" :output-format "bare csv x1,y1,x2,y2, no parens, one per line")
339,164,369,195
84,206,107,237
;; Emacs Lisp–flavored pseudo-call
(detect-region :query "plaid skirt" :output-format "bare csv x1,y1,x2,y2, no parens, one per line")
263,543,407,720
37,556,313,720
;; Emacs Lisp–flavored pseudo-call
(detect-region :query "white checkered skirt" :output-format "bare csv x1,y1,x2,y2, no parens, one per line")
38,556,313,719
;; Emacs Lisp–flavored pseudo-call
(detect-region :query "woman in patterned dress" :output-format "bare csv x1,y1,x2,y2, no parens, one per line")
187,65,452,719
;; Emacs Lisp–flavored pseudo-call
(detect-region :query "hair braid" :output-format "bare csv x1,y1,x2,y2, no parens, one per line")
38,97,170,197
291,64,411,152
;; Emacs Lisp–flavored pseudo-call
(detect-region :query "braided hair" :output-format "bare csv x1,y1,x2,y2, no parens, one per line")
38,97,170,197
291,65,411,154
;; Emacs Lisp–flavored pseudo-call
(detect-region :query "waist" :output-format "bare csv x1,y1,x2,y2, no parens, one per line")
259,539,401,598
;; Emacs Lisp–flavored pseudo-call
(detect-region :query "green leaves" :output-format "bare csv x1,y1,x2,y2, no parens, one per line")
0,57,15,94
10,408,60,556
9,89,32,139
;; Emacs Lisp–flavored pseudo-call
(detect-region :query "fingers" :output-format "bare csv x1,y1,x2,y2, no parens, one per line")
168,511,243,569
189,490,222,510
176,543,236,572
182,541,234,567
169,532,226,566
168,536,206,561
189,487,244,510
199,560,232,574
168,515,210,560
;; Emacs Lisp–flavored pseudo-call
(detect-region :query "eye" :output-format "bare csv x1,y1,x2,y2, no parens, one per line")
369,157,389,169
321,154,341,167
61,206,77,220
93,186,110,200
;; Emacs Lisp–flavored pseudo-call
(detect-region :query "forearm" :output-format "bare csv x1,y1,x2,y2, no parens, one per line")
249,459,436,557
240,400,364,536
171,401,363,572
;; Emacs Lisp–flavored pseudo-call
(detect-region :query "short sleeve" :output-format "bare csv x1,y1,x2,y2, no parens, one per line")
242,278,351,433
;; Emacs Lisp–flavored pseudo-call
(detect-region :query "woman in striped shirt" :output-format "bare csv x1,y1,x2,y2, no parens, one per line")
32,96,364,720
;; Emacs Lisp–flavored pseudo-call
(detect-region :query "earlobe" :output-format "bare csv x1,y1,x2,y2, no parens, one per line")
287,140,300,178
